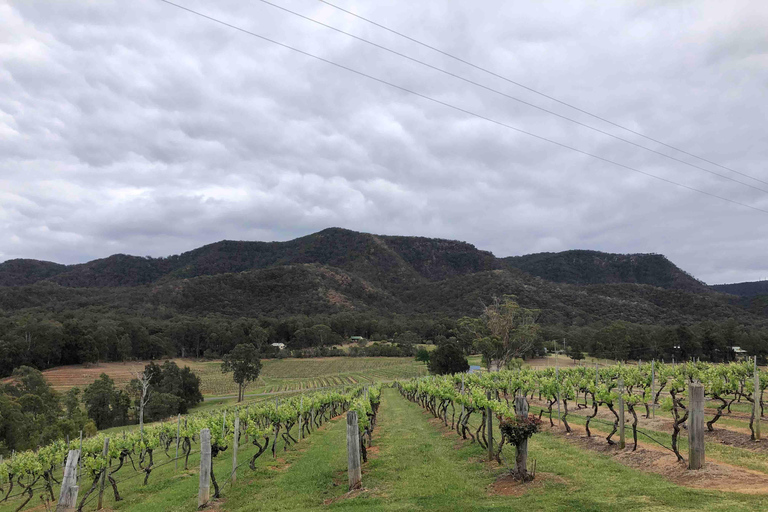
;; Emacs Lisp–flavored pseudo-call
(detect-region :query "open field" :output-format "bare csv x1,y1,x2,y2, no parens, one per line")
36,357,428,396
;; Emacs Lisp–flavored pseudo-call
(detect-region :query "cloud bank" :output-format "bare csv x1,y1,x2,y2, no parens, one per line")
2,0,767,284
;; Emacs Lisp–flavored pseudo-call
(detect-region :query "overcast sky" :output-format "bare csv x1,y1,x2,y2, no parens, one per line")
2,0,767,284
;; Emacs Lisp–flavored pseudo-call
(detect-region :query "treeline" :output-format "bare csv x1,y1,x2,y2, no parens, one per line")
548,319,768,363
0,361,202,454
0,310,456,377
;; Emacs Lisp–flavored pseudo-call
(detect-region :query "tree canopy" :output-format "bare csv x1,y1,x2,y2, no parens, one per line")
222,344,263,402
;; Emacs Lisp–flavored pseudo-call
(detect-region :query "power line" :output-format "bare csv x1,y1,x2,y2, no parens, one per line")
318,0,768,188
155,0,768,216
256,0,768,195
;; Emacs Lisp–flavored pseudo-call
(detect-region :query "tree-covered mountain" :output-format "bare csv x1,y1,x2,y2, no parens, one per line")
501,250,708,292
0,228,499,288
1,228,767,375
711,280,768,297
0,229,761,327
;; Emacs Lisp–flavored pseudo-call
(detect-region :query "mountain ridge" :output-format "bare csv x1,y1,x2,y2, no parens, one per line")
0,228,707,291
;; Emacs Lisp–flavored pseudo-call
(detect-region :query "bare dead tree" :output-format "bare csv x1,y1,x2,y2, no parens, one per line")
132,369,152,445
460,296,540,371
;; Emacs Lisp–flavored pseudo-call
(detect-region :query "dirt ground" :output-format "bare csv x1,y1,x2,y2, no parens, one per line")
546,422,768,494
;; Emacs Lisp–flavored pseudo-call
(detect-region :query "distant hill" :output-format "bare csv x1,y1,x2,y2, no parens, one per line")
502,250,708,292
0,228,763,328
711,281,768,297
0,228,499,289
0,259,67,286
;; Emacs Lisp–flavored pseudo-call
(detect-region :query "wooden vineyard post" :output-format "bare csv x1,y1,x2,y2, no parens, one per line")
97,437,110,510
232,415,240,485
651,360,656,419
77,430,83,486
198,428,211,508
486,390,494,461
618,379,626,449
556,355,561,425
688,381,705,469
299,397,303,441
514,395,529,477
175,414,181,471
56,449,80,512
346,411,362,490
755,358,762,441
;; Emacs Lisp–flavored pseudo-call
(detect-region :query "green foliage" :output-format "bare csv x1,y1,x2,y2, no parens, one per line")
0,366,92,454
499,414,541,445
222,344,263,401
427,343,469,375
83,373,130,430
415,348,431,363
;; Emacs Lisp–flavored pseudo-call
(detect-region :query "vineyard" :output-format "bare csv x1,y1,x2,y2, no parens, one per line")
397,359,768,485
0,384,381,512
38,357,427,397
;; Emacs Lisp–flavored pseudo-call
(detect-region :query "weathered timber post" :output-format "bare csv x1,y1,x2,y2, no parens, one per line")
175,414,181,471
688,381,705,469
755,358,762,441
56,449,80,512
486,390,494,461
514,395,529,477
460,374,465,419
651,360,656,419
77,430,83,486
198,429,211,508
232,415,240,485
618,379,626,449
556,356,561,425
299,397,304,441
346,411,362,490
97,437,110,510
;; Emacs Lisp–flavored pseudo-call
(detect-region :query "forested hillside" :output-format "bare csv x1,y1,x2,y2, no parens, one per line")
712,280,768,297
1,228,766,376
502,250,707,292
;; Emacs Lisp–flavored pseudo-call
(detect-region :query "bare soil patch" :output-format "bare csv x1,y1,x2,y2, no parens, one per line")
267,457,291,471
323,488,370,505
551,423,768,494
705,428,768,452
489,472,566,497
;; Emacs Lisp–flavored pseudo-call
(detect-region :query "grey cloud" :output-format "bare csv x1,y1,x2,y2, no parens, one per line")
1,0,767,284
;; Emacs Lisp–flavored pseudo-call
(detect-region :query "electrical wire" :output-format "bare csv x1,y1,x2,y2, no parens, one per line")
318,0,768,187
155,0,768,216
257,0,768,195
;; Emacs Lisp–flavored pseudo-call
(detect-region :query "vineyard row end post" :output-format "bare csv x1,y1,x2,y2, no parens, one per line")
97,437,109,510
486,390,493,461
232,416,240,485
175,414,181,471
198,428,211,508
515,395,529,477
755,358,762,441
346,411,362,491
688,381,705,470
299,397,303,441
56,449,80,512
618,379,626,450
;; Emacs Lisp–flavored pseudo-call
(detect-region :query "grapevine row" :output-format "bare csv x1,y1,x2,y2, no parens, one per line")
397,360,764,462
0,384,381,511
